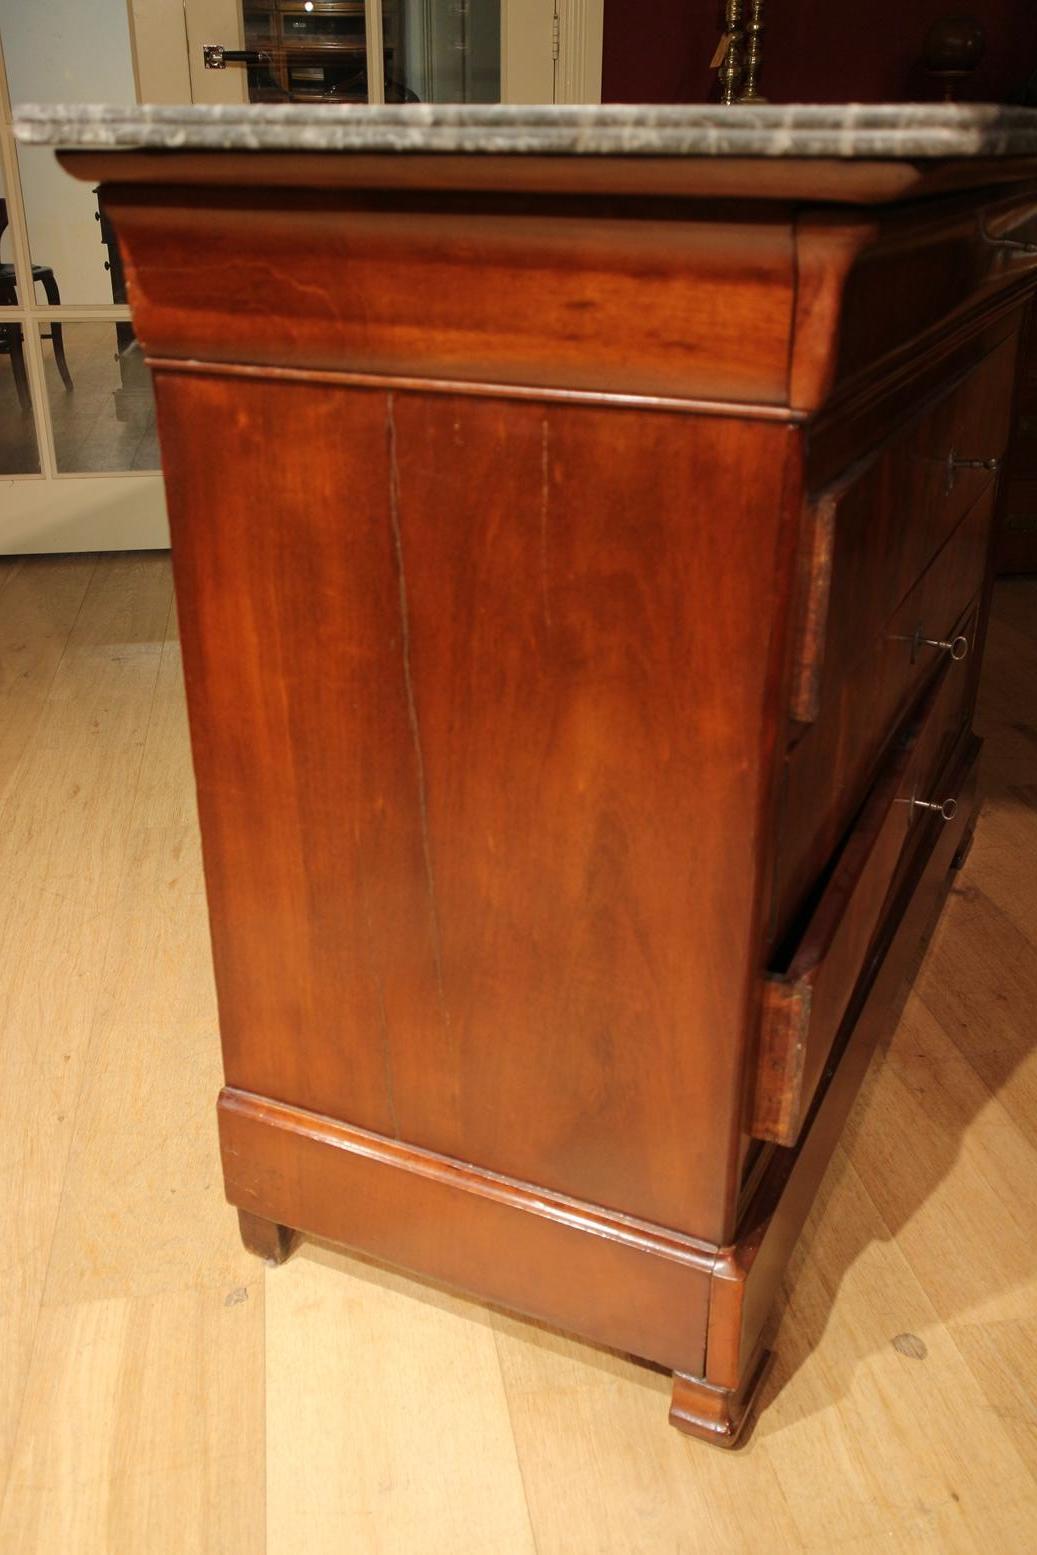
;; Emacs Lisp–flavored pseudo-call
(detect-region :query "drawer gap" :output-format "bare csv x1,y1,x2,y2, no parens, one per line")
769,787,874,976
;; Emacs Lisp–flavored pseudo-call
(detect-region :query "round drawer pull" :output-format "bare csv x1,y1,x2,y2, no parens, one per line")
921,632,970,660
911,795,959,821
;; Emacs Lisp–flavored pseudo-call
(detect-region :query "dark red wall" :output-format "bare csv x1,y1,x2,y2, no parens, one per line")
601,3,1037,105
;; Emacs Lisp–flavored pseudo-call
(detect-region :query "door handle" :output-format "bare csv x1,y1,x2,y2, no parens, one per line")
203,44,273,70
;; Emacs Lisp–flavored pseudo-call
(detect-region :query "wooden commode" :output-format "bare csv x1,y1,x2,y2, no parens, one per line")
18,102,1037,1444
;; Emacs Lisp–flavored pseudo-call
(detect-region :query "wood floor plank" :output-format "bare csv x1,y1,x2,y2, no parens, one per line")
838,987,1037,1496
972,611,1037,791
964,788,1037,952
493,1141,1037,1555
0,603,266,1555
987,578,1037,646
0,555,97,810
843,987,1037,1318
914,882,1037,1155
760,1151,1037,1554
951,1317,1037,1482
490,1317,804,1555
38,626,246,1306
0,1289,262,1555
0,555,172,1505
849,575,1037,1505
265,1246,537,1555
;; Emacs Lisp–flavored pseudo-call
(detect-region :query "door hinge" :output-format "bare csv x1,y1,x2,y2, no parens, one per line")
552,11,561,61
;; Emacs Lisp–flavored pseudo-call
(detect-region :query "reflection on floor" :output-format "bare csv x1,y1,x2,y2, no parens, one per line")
0,319,159,476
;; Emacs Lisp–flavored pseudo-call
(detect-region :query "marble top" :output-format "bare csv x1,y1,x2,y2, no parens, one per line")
13,102,1037,160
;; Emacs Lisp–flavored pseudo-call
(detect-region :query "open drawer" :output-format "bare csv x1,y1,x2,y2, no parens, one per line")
751,651,973,1147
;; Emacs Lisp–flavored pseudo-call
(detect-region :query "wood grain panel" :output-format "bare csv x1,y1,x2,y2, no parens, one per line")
154,372,436,1140
378,392,797,1233
156,368,798,1240
101,187,796,405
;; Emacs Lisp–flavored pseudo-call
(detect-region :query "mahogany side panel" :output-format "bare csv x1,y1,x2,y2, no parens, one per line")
156,367,800,1243
156,376,439,1140
101,186,796,406
383,394,796,1236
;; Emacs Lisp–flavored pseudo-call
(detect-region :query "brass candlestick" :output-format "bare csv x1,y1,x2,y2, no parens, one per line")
718,1,745,105
738,0,766,103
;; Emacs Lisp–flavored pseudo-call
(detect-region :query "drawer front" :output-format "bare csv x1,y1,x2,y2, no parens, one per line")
819,191,1037,402
775,481,993,946
753,657,975,1147
790,334,1015,725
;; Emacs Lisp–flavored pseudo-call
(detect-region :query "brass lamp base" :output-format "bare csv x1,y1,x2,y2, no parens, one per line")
717,1,766,106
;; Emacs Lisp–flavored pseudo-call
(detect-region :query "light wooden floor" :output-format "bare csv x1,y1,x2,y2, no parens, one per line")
0,552,1035,1555
1,323,159,477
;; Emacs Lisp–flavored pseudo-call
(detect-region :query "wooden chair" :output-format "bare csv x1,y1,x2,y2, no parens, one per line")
0,196,74,399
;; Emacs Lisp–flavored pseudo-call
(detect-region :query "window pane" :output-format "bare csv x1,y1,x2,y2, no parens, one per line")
15,146,118,308
0,318,40,472
0,0,137,105
243,2,370,103
238,0,499,105
42,322,160,474
0,0,137,303
385,0,501,104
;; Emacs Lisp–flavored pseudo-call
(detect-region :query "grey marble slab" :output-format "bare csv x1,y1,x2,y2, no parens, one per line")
13,102,1037,160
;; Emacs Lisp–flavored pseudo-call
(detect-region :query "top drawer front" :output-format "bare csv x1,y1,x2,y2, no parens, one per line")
791,334,1017,725
808,190,1037,406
